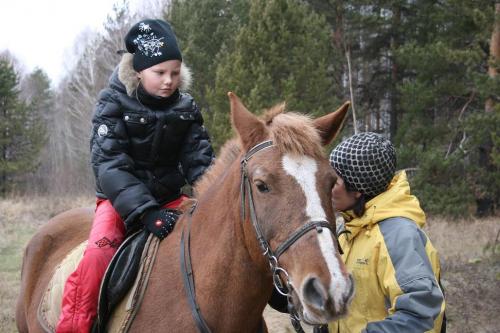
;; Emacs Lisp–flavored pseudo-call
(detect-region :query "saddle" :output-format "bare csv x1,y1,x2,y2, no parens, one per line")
95,207,182,331
93,229,149,333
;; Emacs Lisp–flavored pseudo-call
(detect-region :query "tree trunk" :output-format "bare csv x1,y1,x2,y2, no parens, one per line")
1,105,6,196
485,3,500,113
476,3,500,216
389,5,401,140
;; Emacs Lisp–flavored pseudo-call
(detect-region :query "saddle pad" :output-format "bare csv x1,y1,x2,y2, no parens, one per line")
37,241,88,333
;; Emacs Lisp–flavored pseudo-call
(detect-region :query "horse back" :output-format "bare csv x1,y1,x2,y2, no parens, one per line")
16,207,94,333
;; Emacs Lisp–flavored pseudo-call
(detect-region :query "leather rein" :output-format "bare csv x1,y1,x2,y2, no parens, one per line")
180,140,337,333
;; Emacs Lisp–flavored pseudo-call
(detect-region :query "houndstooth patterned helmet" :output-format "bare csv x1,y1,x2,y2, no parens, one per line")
329,132,396,198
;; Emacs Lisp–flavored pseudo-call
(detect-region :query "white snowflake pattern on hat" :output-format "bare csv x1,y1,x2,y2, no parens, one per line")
133,33,165,57
138,22,151,32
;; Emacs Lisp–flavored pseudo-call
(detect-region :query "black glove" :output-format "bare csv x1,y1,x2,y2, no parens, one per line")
268,287,289,313
313,325,329,333
141,209,179,240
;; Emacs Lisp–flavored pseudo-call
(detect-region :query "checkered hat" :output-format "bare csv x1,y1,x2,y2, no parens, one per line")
329,132,396,197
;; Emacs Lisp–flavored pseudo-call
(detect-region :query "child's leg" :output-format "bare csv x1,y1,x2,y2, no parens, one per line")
56,199,126,333
163,194,189,209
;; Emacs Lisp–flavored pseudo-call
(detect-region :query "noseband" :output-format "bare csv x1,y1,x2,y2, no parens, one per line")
180,140,339,333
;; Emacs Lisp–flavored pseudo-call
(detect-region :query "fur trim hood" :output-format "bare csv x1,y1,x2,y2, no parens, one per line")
116,53,192,97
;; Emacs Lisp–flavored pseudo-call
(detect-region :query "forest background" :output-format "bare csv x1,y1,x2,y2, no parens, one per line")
1,0,498,216
0,1,499,332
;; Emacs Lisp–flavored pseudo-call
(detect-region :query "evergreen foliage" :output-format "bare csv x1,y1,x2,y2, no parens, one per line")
168,0,249,109
0,60,46,195
304,0,499,216
394,1,498,216
20,68,53,192
168,0,344,150
1,0,498,216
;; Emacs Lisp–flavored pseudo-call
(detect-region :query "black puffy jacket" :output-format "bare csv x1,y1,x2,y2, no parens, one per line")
90,55,214,228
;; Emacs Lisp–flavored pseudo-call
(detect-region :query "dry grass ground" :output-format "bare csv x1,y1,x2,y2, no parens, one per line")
425,217,500,333
1,196,498,332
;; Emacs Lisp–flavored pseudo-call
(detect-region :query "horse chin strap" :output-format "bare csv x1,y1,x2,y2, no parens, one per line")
240,140,335,333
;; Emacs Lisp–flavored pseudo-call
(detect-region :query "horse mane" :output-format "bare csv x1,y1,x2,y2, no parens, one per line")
193,139,241,197
193,103,323,197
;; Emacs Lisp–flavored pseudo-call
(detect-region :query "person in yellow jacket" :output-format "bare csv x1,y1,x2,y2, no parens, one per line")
327,132,445,333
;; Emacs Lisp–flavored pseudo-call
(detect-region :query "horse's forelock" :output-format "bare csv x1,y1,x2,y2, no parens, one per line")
262,102,286,125
263,103,323,158
269,113,323,159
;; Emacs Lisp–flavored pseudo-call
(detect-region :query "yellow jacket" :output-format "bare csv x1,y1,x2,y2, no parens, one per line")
329,171,445,333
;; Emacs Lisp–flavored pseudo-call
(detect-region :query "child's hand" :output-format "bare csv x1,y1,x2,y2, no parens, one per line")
141,209,179,240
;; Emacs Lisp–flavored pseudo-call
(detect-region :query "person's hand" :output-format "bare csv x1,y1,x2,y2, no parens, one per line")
141,209,179,240
313,325,329,333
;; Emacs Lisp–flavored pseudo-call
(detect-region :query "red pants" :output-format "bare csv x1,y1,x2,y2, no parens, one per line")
56,197,186,333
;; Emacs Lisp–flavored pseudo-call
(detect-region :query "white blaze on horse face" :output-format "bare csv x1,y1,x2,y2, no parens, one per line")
282,154,347,312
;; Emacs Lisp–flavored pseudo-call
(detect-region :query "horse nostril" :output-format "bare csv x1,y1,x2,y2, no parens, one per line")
302,276,328,311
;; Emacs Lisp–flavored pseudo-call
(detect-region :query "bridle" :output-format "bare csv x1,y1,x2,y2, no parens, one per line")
180,140,340,333
241,140,339,332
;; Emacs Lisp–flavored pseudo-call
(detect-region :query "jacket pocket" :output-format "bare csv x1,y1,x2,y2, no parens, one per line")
351,266,371,315
123,112,153,137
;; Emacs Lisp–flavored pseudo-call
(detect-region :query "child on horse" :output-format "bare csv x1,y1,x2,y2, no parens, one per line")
327,132,445,333
56,19,214,332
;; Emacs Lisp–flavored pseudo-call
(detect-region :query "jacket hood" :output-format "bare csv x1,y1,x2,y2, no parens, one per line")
110,53,192,97
342,170,426,237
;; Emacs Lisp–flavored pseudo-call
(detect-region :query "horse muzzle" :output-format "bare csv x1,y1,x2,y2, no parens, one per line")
296,273,354,325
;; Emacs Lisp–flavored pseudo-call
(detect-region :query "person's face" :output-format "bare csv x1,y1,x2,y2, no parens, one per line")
138,60,182,97
331,171,361,212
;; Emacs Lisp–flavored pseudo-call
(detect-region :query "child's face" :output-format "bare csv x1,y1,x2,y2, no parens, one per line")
138,60,182,97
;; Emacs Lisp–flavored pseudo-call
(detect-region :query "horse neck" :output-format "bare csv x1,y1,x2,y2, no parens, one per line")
188,162,273,330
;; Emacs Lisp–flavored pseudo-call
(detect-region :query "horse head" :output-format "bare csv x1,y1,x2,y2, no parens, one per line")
228,92,354,324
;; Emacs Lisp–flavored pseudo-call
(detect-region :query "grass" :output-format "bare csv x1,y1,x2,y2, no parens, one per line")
1,196,498,332
425,217,500,333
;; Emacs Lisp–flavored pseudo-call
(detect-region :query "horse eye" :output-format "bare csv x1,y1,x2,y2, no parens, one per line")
255,181,270,193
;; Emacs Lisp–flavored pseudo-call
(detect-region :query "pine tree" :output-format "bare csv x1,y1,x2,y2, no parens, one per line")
20,68,52,192
304,0,499,215
0,59,45,194
205,0,340,149
168,0,249,138
395,0,498,215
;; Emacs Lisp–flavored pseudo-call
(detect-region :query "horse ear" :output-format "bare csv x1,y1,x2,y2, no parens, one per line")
228,92,268,151
313,101,350,146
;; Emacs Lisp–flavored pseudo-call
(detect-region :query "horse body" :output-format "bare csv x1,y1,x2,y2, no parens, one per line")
130,162,272,332
17,93,354,332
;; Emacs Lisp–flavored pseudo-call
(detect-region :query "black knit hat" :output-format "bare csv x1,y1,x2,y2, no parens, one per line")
329,132,396,198
125,19,182,72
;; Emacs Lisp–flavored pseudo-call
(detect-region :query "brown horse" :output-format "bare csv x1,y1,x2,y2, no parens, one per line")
16,93,354,332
